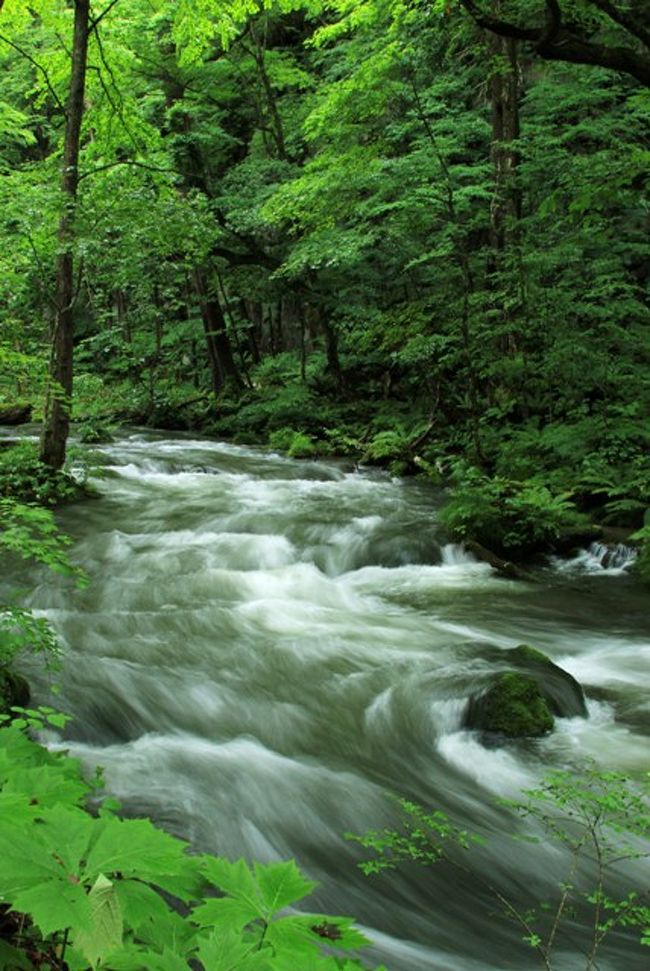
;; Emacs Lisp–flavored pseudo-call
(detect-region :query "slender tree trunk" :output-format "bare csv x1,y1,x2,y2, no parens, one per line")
40,0,90,469
248,20,287,160
487,20,523,369
192,268,242,398
241,301,261,364
321,314,343,391
488,31,520,263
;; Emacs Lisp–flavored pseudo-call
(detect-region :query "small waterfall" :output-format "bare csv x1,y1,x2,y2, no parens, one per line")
553,541,638,575
584,542,638,572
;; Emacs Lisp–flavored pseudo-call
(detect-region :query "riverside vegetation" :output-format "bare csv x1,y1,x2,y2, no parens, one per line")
0,0,649,968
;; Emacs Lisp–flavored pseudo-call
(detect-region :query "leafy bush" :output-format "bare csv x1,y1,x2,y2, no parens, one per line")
363,429,409,466
322,425,363,457
0,712,384,971
0,442,81,505
268,426,298,452
0,500,83,710
0,498,82,578
76,418,115,444
439,465,585,557
288,432,318,458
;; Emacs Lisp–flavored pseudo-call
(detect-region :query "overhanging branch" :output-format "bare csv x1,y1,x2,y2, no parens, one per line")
457,0,650,86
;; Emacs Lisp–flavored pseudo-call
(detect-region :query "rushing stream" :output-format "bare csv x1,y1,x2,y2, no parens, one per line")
4,430,649,970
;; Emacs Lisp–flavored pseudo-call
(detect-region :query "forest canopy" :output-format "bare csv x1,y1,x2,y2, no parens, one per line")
0,0,648,553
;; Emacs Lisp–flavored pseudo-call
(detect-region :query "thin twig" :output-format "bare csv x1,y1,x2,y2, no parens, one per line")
0,33,66,113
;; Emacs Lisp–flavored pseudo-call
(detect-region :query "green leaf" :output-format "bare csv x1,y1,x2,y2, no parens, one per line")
83,816,196,896
195,929,269,971
201,856,264,917
254,860,318,917
10,878,92,937
73,873,123,969
191,894,262,933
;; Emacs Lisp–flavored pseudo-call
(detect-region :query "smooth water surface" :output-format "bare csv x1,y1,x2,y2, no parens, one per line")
5,430,649,970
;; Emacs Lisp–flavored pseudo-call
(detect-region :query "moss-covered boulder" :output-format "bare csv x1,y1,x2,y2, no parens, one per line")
0,669,30,716
465,672,554,737
464,644,587,738
508,644,587,718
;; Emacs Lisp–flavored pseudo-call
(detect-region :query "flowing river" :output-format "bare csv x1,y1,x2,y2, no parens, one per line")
4,430,650,970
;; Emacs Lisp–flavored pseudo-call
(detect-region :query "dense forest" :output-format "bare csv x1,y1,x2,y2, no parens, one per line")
0,1,649,970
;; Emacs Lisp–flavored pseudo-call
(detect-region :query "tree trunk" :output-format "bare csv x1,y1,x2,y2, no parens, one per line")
40,0,90,469
192,268,242,398
487,20,522,363
488,31,520,261
322,315,343,391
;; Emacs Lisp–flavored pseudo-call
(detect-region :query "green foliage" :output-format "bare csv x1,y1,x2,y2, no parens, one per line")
0,442,82,506
352,770,650,969
0,497,81,578
268,426,298,451
288,431,318,458
76,418,116,444
268,426,319,457
363,429,408,466
0,716,384,971
0,497,81,674
0,605,61,670
439,465,585,557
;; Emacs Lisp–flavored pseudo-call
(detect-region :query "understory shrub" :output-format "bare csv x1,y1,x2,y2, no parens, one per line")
0,442,82,505
440,464,585,557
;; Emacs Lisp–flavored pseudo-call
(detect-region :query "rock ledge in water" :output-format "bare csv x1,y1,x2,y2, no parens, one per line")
464,644,587,738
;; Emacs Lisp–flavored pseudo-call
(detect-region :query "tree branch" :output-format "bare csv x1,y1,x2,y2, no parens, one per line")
90,0,122,31
457,0,650,86
586,0,650,50
0,33,66,113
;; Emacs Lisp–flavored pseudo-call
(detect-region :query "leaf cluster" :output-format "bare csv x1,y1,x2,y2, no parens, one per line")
0,716,384,971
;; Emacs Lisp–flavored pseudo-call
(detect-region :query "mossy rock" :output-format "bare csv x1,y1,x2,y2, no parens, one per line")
465,644,587,738
465,672,554,737
508,644,587,718
0,669,30,716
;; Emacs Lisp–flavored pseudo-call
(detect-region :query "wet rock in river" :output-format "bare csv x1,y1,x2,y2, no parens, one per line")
464,644,587,738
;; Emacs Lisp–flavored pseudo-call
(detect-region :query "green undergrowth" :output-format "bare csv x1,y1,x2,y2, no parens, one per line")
438,464,588,558
0,708,384,971
0,442,87,506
